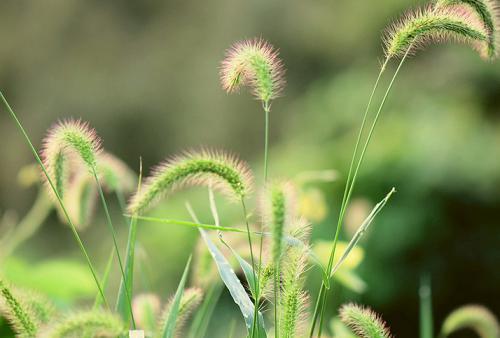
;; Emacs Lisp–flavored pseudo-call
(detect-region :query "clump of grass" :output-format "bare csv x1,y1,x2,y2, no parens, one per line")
384,6,488,59
127,149,253,215
440,304,500,338
339,303,393,338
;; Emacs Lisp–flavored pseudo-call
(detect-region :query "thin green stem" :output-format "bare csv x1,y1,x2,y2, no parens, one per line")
92,170,136,328
242,198,259,338
316,50,411,337
309,58,389,337
131,215,248,233
420,273,433,338
0,89,108,309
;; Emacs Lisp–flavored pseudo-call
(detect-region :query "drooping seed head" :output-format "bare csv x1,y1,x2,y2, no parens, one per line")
220,38,285,103
0,279,37,337
97,152,137,193
384,6,489,59
64,171,97,230
440,304,499,338
339,303,393,338
41,119,101,199
127,149,253,215
435,0,500,58
39,310,126,338
132,293,161,332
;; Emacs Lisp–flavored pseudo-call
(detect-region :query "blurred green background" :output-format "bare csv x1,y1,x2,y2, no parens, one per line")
0,0,499,337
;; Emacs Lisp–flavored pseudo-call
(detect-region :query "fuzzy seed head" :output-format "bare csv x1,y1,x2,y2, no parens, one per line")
340,303,393,338
132,293,161,332
0,279,37,337
157,287,203,337
435,0,500,58
440,304,499,338
220,38,285,103
384,6,489,59
280,246,310,338
127,149,253,215
41,119,101,199
263,181,297,264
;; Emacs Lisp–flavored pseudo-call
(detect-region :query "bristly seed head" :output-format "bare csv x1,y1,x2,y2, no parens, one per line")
127,149,253,215
435,0,500,59
384,5,489,59
340,303,393,338
220,38,285,103
41,119,101,199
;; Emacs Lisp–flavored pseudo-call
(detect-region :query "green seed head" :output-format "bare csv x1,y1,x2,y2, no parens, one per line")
220,38,285,103
0,279,38,337
440,304,499,338
384,6,489,59
339,303,393,338
280,246,309,338
435,0,500,58
41,119,101,199
127,149,253,215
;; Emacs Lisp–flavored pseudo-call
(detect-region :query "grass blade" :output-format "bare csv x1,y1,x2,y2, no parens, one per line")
160,255,192,338
330,188,396,276
130,215,246,233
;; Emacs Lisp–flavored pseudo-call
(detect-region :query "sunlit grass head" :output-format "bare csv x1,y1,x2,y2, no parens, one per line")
220,38,285,103
384,5,489,59
340,303,393,338
435,0,500,58
41,119,101,199
127,149,253,214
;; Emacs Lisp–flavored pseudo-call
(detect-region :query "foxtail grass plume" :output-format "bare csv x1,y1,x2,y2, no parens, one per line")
280,246,310,338
0,279,37,337
264,181,297,264
384,6,489,58
127,149,253,215
39,310,125,338
41,119,101,199
339,303,393,338
220,38,285,103
132,293,161,332
435,0,500,58
157,287,203,337
440,304,499,338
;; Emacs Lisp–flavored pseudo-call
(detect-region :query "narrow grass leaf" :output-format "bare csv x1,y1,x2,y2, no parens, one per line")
160,255,192,338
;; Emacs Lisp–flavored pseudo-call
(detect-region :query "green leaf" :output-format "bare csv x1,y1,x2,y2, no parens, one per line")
160,255,192,338
198,228,267,337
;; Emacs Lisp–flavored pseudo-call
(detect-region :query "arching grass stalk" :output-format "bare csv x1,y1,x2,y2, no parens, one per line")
91,168,136,328
0,90,108,309
308,56,390,337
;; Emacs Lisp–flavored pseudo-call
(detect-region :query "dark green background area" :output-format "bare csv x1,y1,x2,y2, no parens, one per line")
0,0,498,337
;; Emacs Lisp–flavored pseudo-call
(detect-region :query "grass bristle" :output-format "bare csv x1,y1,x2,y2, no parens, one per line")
127,149,253,215
383,5,488,58
339,303,393,338
435,0,500,58
220,38,285,103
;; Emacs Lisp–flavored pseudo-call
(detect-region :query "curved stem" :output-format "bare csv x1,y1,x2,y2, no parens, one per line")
92,170,136,328
0,189,52,260
309,58,389,337
316,51,410,338
0,90,109,309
